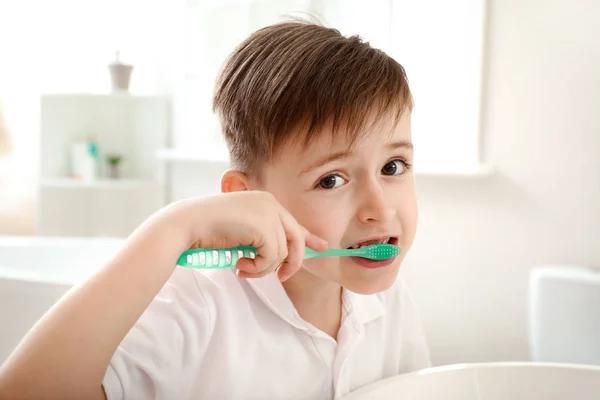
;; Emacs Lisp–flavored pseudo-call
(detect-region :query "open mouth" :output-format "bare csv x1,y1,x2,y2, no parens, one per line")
346,236,399,249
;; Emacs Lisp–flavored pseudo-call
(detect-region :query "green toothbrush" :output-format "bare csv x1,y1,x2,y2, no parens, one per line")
176,243,400,269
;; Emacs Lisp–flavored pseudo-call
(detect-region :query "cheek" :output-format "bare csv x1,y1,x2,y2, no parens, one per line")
398,192,418,245
287,195,346,241
259,172,345,242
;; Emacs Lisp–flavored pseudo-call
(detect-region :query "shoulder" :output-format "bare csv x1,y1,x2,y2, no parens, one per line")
103,267,248,399
156,266,246,318
117,266,248,346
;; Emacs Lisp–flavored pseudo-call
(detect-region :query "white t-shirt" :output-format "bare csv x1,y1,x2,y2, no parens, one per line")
102,267,431,399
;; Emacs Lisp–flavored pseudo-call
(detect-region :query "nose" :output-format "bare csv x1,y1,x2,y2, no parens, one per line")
355,177,396,224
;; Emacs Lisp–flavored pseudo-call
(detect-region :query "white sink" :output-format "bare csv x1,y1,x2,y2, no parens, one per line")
341,362,600,399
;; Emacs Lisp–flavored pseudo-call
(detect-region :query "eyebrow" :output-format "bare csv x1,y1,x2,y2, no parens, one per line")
300,140,413,174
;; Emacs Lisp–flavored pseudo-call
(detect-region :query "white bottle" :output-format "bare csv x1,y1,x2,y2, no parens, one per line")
70,140,97,182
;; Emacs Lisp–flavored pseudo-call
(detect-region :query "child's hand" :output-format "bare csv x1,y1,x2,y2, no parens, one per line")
0,191,328,399
176,191,328,282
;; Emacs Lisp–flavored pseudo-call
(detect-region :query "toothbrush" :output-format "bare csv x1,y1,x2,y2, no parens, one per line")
176,243,401,269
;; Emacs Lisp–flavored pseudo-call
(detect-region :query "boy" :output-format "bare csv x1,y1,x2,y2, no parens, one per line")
0,21,431,399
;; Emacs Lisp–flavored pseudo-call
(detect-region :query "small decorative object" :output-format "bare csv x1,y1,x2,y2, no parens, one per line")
106,154,123,179
108,50,133,92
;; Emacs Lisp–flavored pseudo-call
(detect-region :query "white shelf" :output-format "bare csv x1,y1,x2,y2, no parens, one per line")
38,93,170,237
42,92,169,100
40,177,158,190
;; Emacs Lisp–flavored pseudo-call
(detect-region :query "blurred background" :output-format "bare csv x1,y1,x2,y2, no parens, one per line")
0,0,599,369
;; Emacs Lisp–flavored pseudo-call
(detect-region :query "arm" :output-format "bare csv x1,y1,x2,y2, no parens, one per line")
0,192,326,399
0,203,190,399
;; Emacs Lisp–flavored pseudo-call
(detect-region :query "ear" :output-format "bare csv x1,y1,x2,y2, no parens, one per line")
221,169,251,193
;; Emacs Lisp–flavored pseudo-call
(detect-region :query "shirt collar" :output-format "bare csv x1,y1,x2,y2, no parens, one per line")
246,273,308,330
246,274,386,330
342,289,386,325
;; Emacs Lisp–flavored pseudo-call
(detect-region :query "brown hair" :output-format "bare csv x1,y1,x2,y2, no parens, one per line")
213,20,412,175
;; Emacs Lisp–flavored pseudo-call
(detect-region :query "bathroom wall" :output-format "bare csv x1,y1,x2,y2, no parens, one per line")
1,0,598,367
402,0,600,365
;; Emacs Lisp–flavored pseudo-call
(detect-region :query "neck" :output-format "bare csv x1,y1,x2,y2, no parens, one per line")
282,268,343,340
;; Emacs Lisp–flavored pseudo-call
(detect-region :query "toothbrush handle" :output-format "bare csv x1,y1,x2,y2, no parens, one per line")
304,247,352,259
177,246,258,269
177,246,351,269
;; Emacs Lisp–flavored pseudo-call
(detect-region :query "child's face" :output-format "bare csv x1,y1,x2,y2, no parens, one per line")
256,110,417,295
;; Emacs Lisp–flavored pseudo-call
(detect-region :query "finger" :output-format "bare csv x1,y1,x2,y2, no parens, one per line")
278,230,327,282
240,253,273,274
237,266,277,279
278,239,303,282
236,255,283,279
235,258,256,275
304,228,328,252
276,212,306,282
277,250,301,283
244,218,285,275
274,216,289,268
243,222,287,277
277,236,304,282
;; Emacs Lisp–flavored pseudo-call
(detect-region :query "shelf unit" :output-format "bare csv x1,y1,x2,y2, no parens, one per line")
37,93,170,237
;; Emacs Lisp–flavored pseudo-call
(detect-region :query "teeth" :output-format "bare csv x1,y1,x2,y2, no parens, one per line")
350,237,391,249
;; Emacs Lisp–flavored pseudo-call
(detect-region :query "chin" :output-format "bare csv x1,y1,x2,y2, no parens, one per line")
337,257,402,295
342,272,398,295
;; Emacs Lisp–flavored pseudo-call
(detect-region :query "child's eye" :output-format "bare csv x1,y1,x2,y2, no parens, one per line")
382,159,408,176
318,174,346,189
